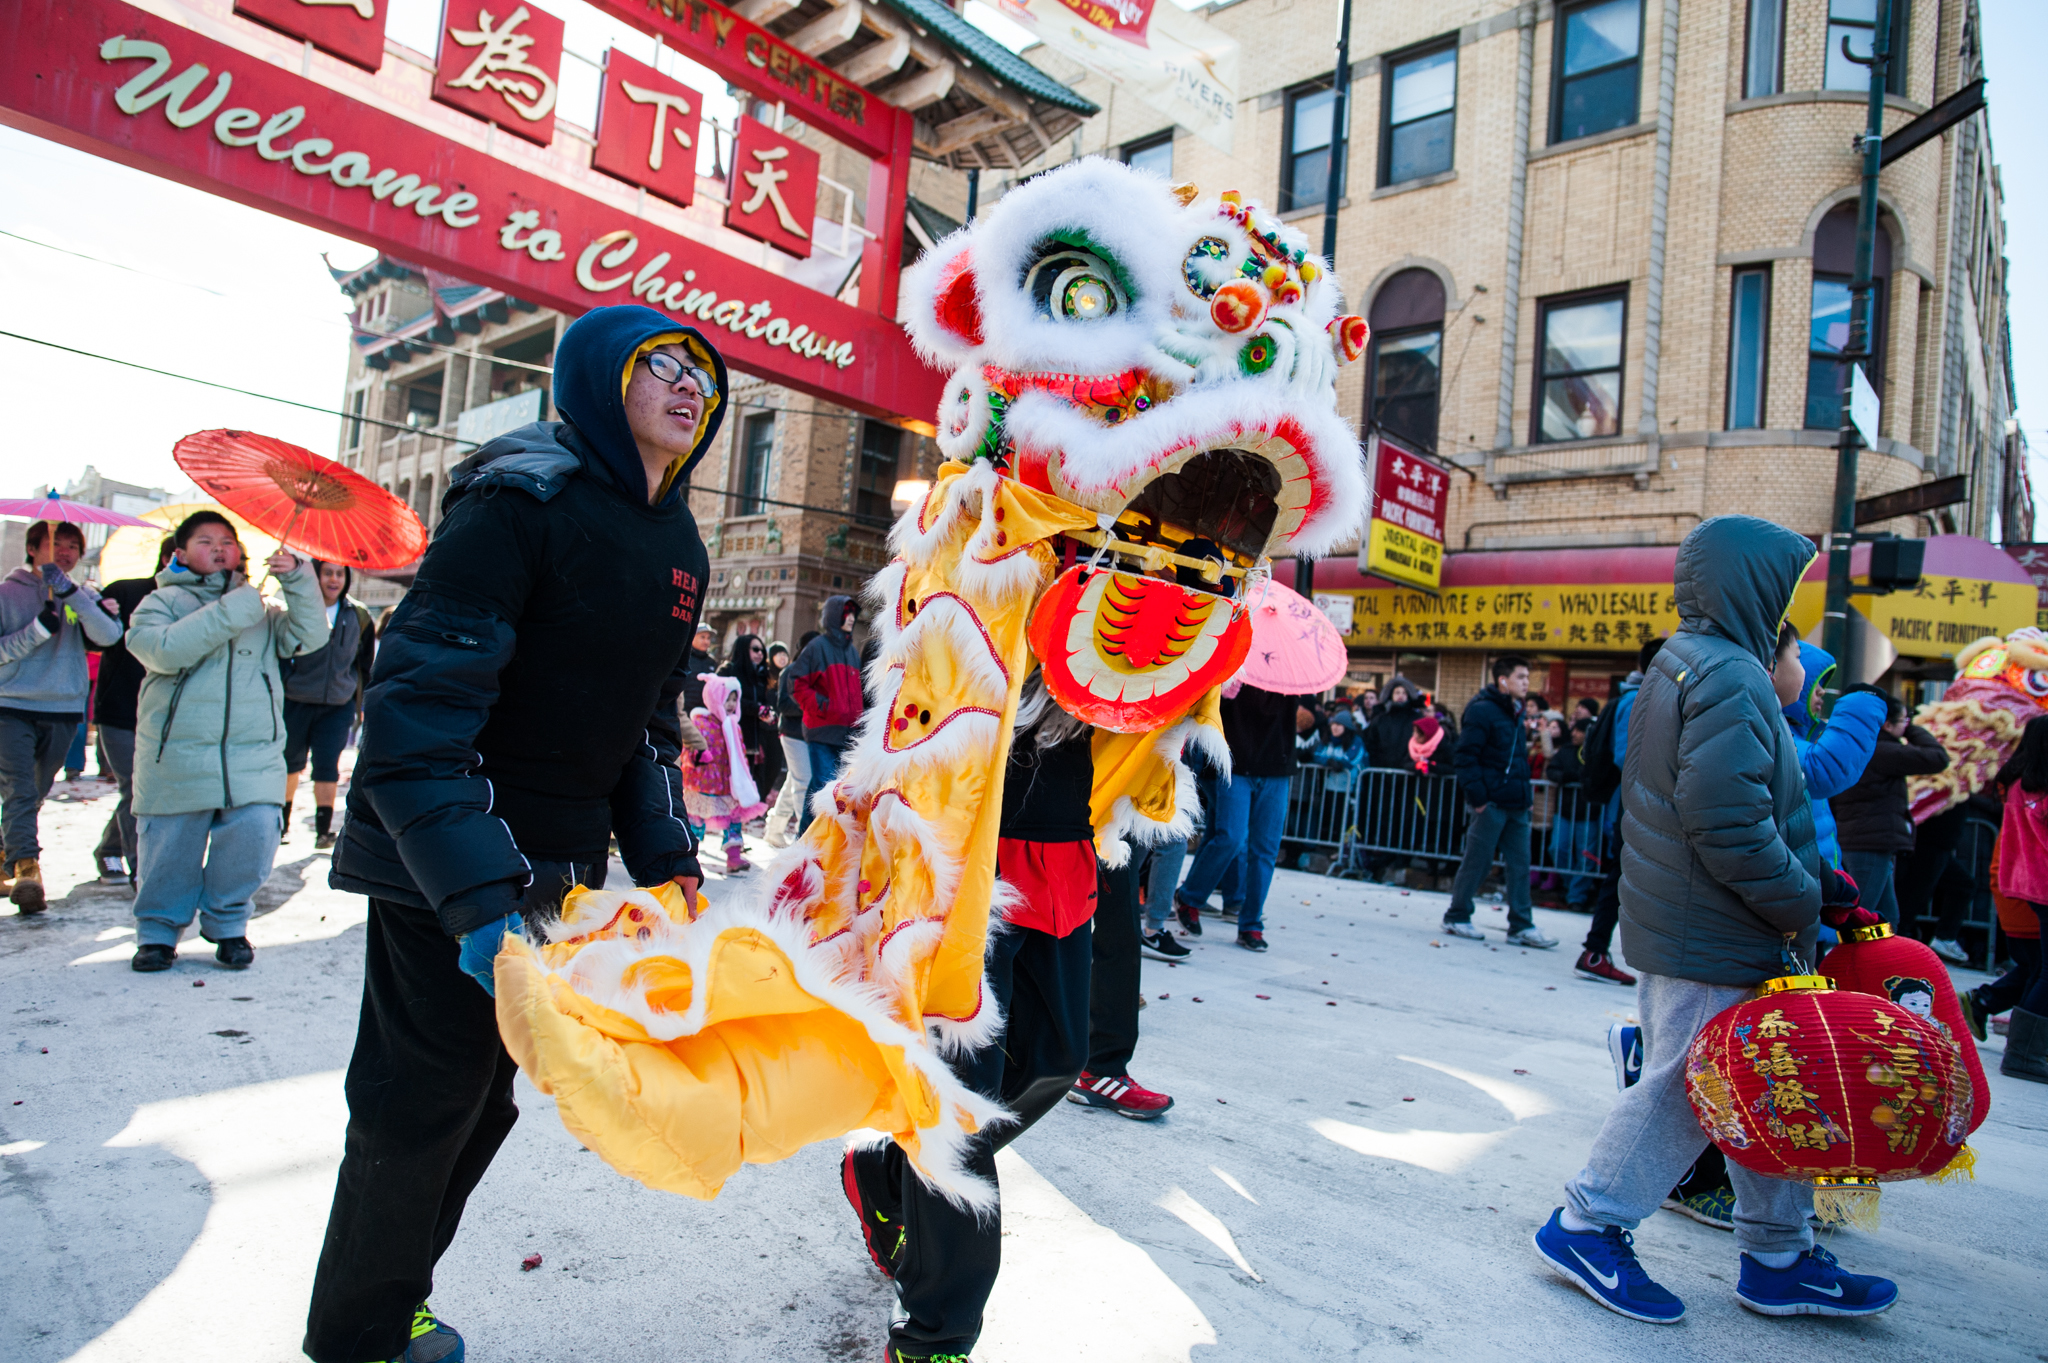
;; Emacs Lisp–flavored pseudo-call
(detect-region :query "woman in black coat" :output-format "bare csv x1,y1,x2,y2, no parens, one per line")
719,632,782,803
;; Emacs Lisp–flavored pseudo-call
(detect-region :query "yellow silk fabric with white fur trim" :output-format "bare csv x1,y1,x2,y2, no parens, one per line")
495,461,1220,1207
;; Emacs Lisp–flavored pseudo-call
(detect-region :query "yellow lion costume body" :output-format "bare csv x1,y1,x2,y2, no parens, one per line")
494,159,1369,1206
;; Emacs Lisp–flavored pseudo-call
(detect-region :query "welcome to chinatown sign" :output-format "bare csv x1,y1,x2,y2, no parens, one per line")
0,0,941,419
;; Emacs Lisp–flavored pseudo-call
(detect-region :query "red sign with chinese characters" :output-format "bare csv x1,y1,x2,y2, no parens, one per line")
1360,430,1449,591
233,0,388,72
2006,543,2048,625
593,48,702,208
434,0,564,147
725,117,818,260
0,0,941,420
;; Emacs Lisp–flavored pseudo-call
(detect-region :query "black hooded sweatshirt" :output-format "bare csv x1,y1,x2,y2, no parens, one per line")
332,305,726,934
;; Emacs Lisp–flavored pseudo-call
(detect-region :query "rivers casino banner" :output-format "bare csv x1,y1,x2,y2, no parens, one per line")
1359,429,1447,593
986,0,1237,151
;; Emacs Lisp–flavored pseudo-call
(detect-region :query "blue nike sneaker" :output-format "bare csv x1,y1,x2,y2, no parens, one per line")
388,1302,464,1362
1533,1208,1685,1323
1736,1244,1897,1317
1607,1022,1642,1090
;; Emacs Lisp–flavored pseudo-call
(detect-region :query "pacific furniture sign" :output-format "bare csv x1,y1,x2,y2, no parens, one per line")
0,0,943,420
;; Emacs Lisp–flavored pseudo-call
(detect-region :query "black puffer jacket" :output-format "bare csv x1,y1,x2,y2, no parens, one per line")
331,305,725,934
1364,676,1423,769
1452,684,1531,810
1617,515,1823,985
1831,724,1950,853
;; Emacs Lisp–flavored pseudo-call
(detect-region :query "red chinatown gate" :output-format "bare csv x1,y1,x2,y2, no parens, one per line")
0,0,949,421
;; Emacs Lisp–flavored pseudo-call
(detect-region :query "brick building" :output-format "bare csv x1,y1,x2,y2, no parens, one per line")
999,0,2026,709
328,0,1093,649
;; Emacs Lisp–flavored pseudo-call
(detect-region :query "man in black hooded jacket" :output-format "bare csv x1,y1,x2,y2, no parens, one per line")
305,306,724,1363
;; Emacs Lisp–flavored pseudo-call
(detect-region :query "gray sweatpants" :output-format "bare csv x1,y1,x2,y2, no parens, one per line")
1563,972,1812,1257
133,804,282,947
0,711,71,862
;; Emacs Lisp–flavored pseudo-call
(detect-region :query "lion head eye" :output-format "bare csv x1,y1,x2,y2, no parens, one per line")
1025,247,1127,323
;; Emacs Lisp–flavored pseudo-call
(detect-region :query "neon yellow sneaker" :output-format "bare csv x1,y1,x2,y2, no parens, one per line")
387,1301,463,1363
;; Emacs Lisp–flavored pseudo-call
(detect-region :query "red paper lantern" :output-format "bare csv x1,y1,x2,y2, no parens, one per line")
1823,923,1990,1135
1686,976,1974,1226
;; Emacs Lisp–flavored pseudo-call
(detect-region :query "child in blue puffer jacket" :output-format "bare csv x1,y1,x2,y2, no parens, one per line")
1771,629,1887,869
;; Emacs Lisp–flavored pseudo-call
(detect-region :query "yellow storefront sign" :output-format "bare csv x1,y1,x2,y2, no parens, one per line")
1322,584,1680,653
1786,575,2034,658
1364,518,1444,592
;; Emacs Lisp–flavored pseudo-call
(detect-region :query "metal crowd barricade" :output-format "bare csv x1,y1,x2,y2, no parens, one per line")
1283,765,1608,886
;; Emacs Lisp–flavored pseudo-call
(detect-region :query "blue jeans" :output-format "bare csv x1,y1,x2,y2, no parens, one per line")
133,803,283,946
1551,817,1598,906
1840,849,1899,927
1175,773,1288,934
1141,839,1187,931
798,738,844,834
1445,802,1533,932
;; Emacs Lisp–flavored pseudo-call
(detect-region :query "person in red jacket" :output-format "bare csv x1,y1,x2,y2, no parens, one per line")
787,593,863,833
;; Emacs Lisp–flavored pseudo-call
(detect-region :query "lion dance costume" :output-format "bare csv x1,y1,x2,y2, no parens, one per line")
494,159,1367,1206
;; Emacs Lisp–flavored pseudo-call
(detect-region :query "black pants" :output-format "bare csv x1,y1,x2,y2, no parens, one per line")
1895,802,1966,936
1584,828,1621,955
1982,932,2044,1014
854,919,1092,1359
1087,857,1143,1077
304,898,524,1363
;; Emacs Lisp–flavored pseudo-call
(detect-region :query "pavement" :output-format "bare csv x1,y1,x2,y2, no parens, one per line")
2,779,2045,1362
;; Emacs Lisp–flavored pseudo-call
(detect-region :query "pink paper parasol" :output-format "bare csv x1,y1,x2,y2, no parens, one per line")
1234,577,1349,694
0,493,158,527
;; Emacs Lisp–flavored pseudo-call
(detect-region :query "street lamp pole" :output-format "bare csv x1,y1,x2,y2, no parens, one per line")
1821,0,1892,703
1301,0,1353,598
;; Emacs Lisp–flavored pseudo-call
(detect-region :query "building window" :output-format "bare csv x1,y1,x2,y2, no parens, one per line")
1824,0,1909,95
347,389,366,450
1743,0,1785,98
855,420,902,524
1551,0,1643,144
1282,80,1342,212
403,372,443,429
1726,268,1771,429
1366,268,1447,452
396,478,411,508
1379,41,1456,187
737,413,774,515
1534,290,1627,443
416,473,435,523
1123,132,1173,180
1804,202,1893,430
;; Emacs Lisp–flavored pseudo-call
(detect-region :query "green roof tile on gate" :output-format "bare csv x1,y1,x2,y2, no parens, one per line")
873,0,1100,116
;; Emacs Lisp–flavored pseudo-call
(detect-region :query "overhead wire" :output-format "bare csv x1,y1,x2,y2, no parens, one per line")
0,327,899,528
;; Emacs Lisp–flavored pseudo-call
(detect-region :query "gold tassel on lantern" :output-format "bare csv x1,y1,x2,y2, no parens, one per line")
1926,1143,1978,1185
1812,1175,1883,1231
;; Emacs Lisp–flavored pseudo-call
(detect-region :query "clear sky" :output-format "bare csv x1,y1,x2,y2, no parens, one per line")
0,0,2039,507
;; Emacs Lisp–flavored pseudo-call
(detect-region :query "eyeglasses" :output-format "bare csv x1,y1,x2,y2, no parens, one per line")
750,646,765,655
640,351,717,402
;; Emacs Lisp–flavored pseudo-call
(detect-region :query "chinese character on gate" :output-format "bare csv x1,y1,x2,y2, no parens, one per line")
434,0,565,146
234,0,388,72
726,117,820,259
593,48,703,208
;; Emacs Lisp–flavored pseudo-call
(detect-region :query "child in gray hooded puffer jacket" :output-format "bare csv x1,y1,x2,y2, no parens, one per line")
125,511,327,972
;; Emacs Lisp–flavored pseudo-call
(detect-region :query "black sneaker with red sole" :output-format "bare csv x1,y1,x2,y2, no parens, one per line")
1066,1071,1174,1120
841,1146,904,1279
1173,898,1202,937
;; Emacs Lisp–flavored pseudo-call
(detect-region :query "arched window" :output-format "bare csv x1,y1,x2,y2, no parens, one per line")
396,478,411,510
1804,203,1894,431
417,473,436,524
1367,269,1447,453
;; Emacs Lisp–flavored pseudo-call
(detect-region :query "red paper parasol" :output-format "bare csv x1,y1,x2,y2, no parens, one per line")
0,493,157,527
172,430,428,569
1233,577,1349,694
